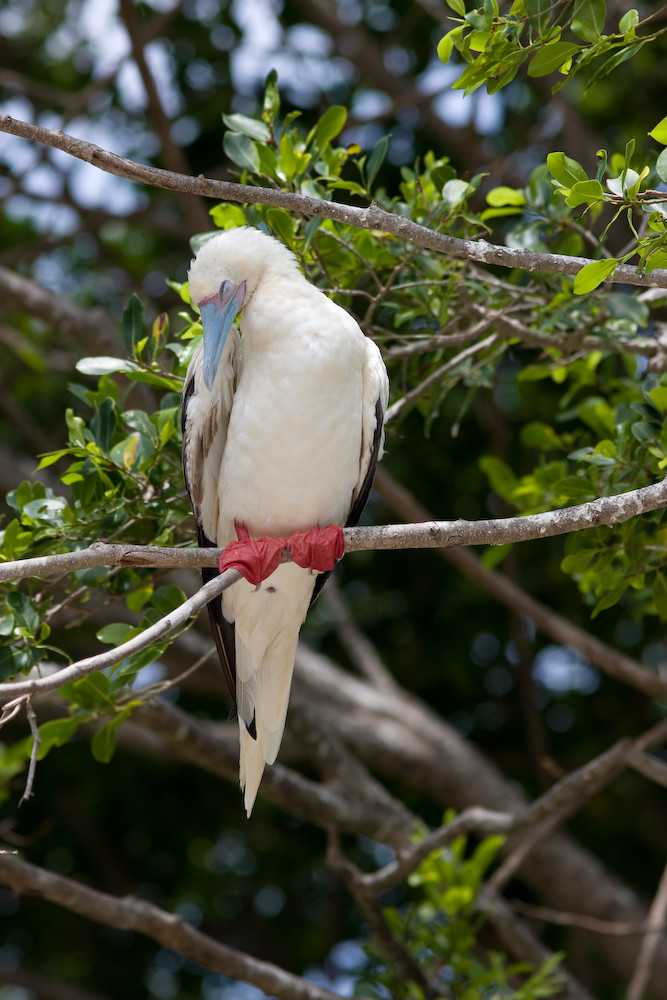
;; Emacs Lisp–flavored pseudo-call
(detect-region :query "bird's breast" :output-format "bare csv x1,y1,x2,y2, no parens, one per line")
217,305,365,541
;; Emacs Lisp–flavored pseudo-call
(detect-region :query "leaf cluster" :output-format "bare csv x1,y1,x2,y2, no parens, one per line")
438,0,664,97
362,823,564,998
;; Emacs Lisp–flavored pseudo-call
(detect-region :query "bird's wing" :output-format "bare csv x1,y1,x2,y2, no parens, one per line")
182,334,240,707
310,335,388,605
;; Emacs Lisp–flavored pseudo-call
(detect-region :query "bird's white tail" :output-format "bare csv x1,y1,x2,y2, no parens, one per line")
227,563,314,815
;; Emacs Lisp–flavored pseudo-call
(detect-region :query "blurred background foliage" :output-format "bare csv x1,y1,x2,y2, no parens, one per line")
2,1,667,998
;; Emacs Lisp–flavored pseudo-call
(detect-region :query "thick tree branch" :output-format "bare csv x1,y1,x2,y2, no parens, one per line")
117,0,210,233
0,263,119,354
294,646,667,993
132,700,414,847
0,853,354,1000
2,470,667,583
2,115,667,290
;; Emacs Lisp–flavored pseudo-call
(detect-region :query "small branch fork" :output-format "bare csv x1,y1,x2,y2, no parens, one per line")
0,569,240,701
2,114,667,290
321,721,667,999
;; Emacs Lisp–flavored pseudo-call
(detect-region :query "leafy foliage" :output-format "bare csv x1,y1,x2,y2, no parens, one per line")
363,826,564,999
3,4,667,999
438,1,666,97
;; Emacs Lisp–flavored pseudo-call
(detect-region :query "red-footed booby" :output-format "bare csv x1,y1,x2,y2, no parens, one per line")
181,226,388,815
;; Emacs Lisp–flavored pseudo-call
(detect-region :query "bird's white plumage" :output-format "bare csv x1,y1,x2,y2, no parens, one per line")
182,227,388,814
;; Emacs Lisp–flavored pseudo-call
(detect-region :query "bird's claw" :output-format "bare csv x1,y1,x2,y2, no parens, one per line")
288,524,345,572
219,523,344,585
219,523,286,586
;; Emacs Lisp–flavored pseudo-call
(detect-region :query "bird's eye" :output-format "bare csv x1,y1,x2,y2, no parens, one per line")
218,280,232,300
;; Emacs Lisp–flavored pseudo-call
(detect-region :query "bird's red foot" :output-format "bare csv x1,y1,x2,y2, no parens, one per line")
219,523,287,586
289,524,345,572
219,523,344,586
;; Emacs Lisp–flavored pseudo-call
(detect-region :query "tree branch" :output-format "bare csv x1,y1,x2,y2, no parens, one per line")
2,115,667,290
294,646,667,992
373,467,667,702
132,700,414,847
0,569,241,701
0,852,355,1000
627,863,667,1000
0,263,119,354
2,470,667,582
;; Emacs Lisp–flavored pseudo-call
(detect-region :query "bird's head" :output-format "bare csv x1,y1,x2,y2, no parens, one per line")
188,227,299,389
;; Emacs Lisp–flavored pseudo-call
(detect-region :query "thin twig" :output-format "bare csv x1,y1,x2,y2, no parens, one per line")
386,332,498,421
19,698,40,805
511,900,665,938
358,736,637,895
627,863,667,1000
325,830,437,1000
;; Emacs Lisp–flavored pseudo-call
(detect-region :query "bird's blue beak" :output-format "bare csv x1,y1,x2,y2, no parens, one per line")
199,279,247,389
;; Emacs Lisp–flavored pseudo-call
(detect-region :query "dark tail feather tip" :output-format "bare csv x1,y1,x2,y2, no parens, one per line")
246,714,257,740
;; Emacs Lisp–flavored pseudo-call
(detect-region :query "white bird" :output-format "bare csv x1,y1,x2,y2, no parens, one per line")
181,226,388,815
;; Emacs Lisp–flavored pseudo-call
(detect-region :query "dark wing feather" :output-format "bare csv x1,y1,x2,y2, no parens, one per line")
309,396,385,606
182,356,237,707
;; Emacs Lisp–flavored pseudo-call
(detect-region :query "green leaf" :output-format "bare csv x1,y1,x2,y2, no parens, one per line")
481,543,512,570
479,455,518,502
6,592,39,634
91,710,130,764
90,398,116,455
279,131,298,181
442,178,470,211
151,585,187,615
366,134,389,189
59,672,113,710
445,0,466,13
437,27,462,64
36,717,85,760
619,8,638,32
521,421,564,450
221,113,271,143
262,69,280,128
264,208,294,246
565,178,604,207
547,151,588,188
96,623,135,646
592,582,628,617
527,41,580,77
310,106,347,149
649,116,667,146
656,148,667,184
208,203,247,231
648,386,667,414
223,131,260,173
573,257,617,293
571,0,606,42
562,549,597,574
121,294,144,355
486,185,526,207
